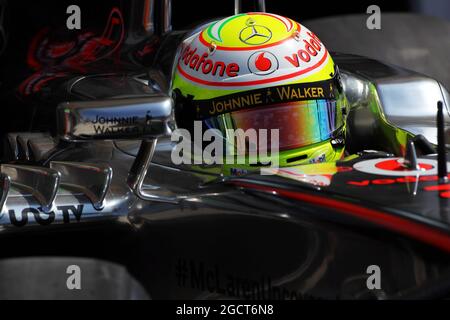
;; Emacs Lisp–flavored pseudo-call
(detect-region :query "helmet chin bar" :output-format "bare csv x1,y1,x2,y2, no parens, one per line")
56,96,175,202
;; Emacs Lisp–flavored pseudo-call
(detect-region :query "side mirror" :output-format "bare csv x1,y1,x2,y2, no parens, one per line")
56,96,175,202
57,96,174,141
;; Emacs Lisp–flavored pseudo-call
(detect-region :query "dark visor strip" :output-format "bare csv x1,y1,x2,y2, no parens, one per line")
193,79,338,120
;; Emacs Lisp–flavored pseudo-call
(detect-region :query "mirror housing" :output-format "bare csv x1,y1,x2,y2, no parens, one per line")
56,96,175,202
57,96,174,141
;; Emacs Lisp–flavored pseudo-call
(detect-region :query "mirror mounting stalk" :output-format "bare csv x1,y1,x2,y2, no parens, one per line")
437,101,448,182
57,96,174,202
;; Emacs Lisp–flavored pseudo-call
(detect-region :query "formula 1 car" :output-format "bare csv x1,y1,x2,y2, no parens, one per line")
0,0,450,300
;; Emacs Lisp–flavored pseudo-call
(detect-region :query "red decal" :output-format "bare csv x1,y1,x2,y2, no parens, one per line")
255,53,271,71
348,174,450,187
298,49,311,63
348,180,370,186
396,177,418,183
373,179,396,185
424,183,450,199
375,159,433,171
420,176,439,182
226,63,240,77
178,50,329,87
284,54,299,67
180,45,239,78
307,31,322,43
284,35,322,68
424,185,450,191
441,191,450,198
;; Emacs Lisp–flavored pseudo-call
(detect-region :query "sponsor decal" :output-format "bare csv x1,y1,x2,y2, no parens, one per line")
309,153,326,164
179,45,240,78
193,79,335,119
91,112,151,135
284,32,323,68
348,158,450,187
248,12,294,32
75,111,153,136
348,172,450,198
347,175,449,187
7,205,84,227
423,184,450,199
239,19,272,45
230,168,249,176
353,158,446,177
247,51,278,75
91,115,140,135
92,115,139,124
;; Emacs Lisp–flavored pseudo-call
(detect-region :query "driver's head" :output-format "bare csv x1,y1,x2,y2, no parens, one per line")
171,12,348,175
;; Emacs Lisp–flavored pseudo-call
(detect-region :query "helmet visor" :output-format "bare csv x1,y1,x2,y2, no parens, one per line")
204,97,345,153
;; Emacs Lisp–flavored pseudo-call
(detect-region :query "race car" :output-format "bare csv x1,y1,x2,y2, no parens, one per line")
0,0,450,300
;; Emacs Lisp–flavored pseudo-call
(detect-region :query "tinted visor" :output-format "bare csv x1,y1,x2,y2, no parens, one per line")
204,98,344,152
192,75,346,153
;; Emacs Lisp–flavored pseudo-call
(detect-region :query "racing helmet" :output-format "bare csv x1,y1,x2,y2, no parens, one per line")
171,12,348,175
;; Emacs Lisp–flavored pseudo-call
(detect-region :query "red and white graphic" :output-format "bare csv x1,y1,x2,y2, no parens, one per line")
247,51,278,75
353,158,449,177
176,22,329,89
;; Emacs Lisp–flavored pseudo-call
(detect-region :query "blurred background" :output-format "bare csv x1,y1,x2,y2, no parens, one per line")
172,0,450,28
0,0,449,135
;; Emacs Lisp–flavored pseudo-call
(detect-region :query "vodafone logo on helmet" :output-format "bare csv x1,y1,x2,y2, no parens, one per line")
284,32,324,68
247,51,278,75
178,45,240,78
